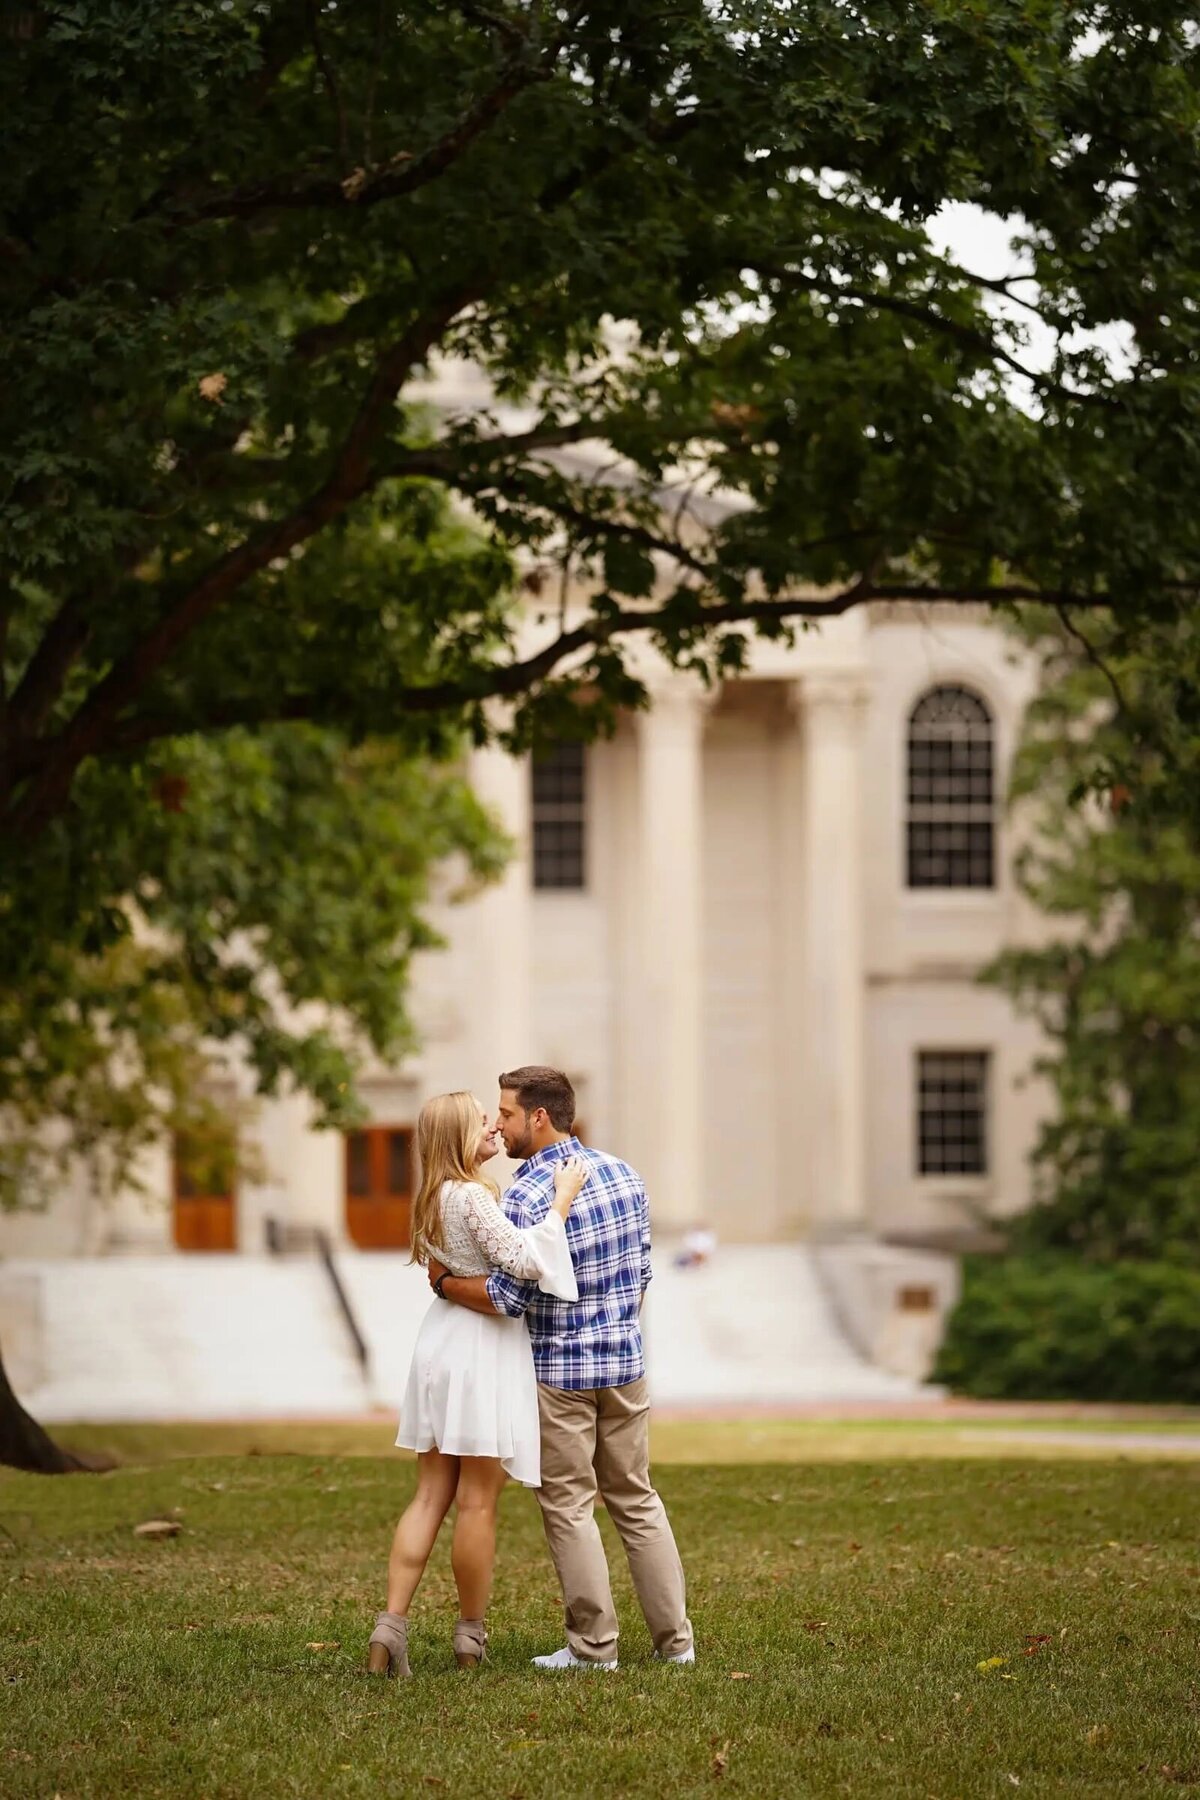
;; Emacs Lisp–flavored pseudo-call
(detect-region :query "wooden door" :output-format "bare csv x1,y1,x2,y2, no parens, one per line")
345,1126,413,1250
173,1152,237,1252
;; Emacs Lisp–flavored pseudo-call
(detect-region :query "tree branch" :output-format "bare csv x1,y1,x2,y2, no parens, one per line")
82,581,1119,765
362,0,388,169
305,0,351,170
6,290,478,835
6,595,90,747
1054,603,1130,716
389,417,603,473
162,29,560,225
752,262,1108,405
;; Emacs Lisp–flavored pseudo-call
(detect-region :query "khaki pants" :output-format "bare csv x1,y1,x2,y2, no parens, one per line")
535,1376,692,1664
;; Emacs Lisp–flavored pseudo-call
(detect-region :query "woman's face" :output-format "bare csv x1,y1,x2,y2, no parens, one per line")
472,1101,500,1165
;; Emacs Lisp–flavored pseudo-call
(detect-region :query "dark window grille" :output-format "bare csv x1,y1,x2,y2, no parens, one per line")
346,1131,371,1197
906,685,995,888
917,1051,989,1176
172,1132,235,1203
532,742,586,890
387,1129,411,1195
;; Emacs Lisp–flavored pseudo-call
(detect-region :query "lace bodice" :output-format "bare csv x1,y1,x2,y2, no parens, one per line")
433,1180,559,1281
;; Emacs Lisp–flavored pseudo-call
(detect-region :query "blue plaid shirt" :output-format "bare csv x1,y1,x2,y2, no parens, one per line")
486,1136,652,1391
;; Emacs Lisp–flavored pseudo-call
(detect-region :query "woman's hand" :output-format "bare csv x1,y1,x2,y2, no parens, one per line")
552,1153,589,1217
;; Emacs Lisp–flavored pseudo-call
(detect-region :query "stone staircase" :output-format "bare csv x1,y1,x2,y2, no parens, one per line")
2,1257,371,1421
2,1244,920,1422
641,1245,920,1405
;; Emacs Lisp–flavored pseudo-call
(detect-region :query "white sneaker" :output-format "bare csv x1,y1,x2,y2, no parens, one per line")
653,1645,696,1665
531,1645,618,1672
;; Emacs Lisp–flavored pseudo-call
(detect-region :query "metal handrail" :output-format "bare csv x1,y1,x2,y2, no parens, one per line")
263,1214,371,1381
314,1228,371,1379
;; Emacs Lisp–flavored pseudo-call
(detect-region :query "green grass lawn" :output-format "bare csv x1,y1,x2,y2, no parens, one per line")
37,1411,1200,1471
3,1434,1199,1797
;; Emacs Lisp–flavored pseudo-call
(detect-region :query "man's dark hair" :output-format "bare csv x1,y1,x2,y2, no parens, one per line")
498,1066,576,1132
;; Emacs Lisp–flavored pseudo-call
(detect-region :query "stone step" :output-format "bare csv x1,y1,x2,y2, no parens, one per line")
6,1257,369,1421
4,1242,921,1422
643,1246,922,1404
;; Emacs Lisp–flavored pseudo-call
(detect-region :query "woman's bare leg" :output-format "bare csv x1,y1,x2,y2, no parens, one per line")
450,1456,508,1621
385,1448,460,1615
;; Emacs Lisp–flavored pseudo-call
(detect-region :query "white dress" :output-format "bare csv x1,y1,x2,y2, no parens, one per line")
395,1180,577,1487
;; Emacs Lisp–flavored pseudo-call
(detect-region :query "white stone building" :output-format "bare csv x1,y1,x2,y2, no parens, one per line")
0,601,1051,1266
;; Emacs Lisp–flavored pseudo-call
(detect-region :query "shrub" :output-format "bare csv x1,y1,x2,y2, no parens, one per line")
932,1256,1200,1403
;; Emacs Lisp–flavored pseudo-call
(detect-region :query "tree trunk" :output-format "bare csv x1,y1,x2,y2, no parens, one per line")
0,1336,87,1473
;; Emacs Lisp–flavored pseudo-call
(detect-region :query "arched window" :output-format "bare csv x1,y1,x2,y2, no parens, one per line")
906,685,995,889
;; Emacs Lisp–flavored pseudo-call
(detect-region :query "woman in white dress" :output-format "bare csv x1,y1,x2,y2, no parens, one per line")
367,1090,586,1678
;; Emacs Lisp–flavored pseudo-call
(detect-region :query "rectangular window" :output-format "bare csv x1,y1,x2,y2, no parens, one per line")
344,1125,415,1250
346,1130,371,1198
172,1130,237,1253
387,1128,412,1195
917,1051,989,1176
532,742,586,890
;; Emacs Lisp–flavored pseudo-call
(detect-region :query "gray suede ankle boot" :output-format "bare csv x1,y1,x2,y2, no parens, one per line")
368,1611,411,1678
453,1617,487,1669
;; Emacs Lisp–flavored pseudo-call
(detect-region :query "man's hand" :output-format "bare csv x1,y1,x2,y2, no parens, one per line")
427,1256,447,1291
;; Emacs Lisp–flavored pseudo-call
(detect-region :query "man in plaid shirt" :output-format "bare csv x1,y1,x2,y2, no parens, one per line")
429,1065,694,1672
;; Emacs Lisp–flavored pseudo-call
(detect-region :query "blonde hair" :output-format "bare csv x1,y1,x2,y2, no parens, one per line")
410,1090,499,1266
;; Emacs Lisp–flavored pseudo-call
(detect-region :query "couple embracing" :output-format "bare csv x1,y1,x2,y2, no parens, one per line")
366,1065,694,1676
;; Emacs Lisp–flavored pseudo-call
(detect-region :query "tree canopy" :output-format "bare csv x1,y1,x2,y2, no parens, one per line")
3,0,1200,1185
3,0,1200,1467
4,0,1200,844
986,610,1200,1262
0,716,506,1209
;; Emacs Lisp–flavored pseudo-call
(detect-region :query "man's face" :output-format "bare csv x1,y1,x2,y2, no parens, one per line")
497,1088,538,1160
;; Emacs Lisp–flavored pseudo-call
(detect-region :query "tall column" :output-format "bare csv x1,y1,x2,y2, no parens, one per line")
794,671,870,1231
634,680,706,1230
468,742,533,1099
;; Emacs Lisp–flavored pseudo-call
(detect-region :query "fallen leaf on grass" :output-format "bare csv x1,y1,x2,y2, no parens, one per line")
977,1656,1010,1672
802,1621,829,1634
1086,1725,1113,1748
710,1740,730,1779
1023,1635,1053,1655
305,1641,340,1652
133,1520,181,1539
730,1671,753,1680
